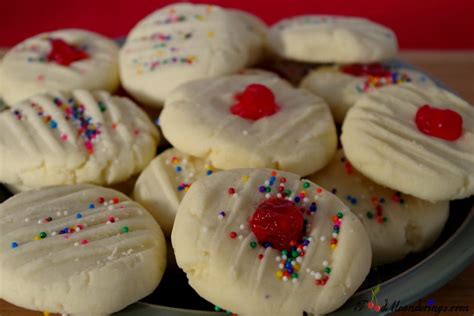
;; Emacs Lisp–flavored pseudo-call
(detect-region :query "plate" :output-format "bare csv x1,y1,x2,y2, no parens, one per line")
0,57,473,316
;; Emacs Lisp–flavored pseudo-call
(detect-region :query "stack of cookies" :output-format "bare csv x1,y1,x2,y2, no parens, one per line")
0,3,472,316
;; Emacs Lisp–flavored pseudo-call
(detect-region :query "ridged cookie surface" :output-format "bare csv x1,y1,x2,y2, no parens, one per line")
0,184,166,315
0,90,159,188
310,150,449,265
172,168,371,316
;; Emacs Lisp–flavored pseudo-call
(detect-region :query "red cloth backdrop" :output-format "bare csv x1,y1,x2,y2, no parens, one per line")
0,0,473,48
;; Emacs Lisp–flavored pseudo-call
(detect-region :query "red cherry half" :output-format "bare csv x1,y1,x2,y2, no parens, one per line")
340,63,392,77
415,104,463,141
248,197,304,250
230,83,280,121
47,38,89,66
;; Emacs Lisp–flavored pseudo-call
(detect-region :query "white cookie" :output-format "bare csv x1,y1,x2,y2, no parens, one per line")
310,150,449,265
268,15,397,63
341,83,474,202
0,29,119,105
0,184,166,315
119,3,265,107
172,168,371,315
133,148,217,235
0,90,159,189
300,63,435,123
160,73,337,176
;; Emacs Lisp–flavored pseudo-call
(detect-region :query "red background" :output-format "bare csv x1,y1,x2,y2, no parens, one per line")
0,0,473,49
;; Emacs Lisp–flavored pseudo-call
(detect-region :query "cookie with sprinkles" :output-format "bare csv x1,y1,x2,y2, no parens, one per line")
119,3,265,107
160,73,337,176
300,63,435,123
133,148,218,235
0,29,119,105
310,149,449,265
0,184,166,315
0,90,159,190
172,168,371,315
268,15,397,63
341,83,474,202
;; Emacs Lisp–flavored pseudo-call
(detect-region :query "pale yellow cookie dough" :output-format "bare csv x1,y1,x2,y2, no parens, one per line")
0,90,160,189
0,184,166,315
172,168,371,316
0,29,119,105
310,150,449,265
268,15,397,63
160,73,337,176
341,83,474,202
133,148,217,236
300,65,435,123
119,3,265,107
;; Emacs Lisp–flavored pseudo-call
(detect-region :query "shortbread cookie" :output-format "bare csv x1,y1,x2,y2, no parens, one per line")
229,9,268,64
268,15,397,63
160,73,337,176
172,168,371,316
133,148,217,235
310,150,449,265
300,63,435,123
341,83,474,202
0,184,166,315
0,90,159,189
0,29,119,104
119,3,265,107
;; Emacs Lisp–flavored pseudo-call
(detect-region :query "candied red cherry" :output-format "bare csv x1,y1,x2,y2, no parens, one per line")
47,38,89,66
230,84,280,121
415,104,463,141
340,63,392,77
248,197,304,250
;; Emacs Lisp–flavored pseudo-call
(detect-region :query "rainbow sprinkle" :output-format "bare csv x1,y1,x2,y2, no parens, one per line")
224,170,343,287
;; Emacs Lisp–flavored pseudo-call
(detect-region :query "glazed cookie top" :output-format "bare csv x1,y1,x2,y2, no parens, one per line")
268,15,397,63
119,3,264,107
160,73,337,176
310,150,449,265
133,148,217,235
341,83,474,202
300,63,435,123
0,90,159,188
0,29,119,104
172,168,371,316
0,184,166,315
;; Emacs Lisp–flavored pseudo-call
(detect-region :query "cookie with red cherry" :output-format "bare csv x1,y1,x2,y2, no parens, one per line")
300,63,435,123
341,83,474,202
160,73,337,176
0,29,119,104
172,168,371,315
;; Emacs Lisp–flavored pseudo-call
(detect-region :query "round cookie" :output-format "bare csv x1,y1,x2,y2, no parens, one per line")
0,29,119,105
172,168,371,316
268,15,397,63
119,3,265,107
133,148,217,236
310,150,449,265
0,90,159,189
160,73,337,176
341,83,474,202
0,184,166,315
300,63,435,123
